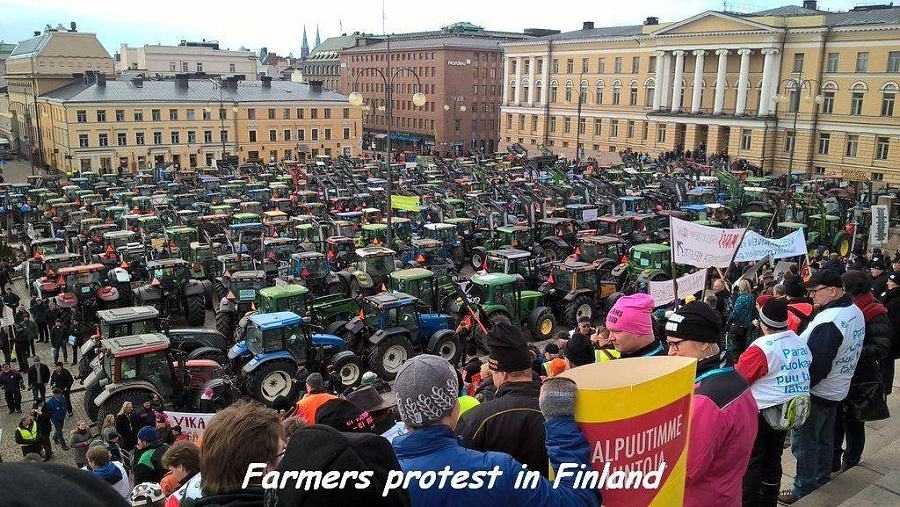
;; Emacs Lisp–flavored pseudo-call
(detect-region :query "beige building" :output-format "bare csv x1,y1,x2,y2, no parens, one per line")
5,26,114,162
117,41,258,79
499,3,900,184
36,75,362,172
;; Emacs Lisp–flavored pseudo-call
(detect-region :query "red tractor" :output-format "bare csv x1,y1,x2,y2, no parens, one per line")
53,263,121,323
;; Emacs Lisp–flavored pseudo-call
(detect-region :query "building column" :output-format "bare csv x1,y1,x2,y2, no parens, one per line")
652,51,665,110
527,56,537,105
540,52,550,105
502,56,511,105
713,49,729,114
758,49,779,116
691,50,706,113
735,49,752,115
513,57,523,104
660,52,673,108
671,50,686,112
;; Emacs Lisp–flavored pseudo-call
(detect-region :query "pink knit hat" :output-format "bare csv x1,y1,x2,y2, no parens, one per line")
605,293,655,336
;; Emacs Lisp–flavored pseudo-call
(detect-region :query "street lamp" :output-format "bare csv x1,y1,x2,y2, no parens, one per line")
566,74,590,164
443,95,467,154
347,38,427,247
773,71,821,189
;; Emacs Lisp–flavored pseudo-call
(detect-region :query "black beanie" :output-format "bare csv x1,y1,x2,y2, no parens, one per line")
784,276,805,298
759,299,788,330
486,323,532,372
0,463,128,507
565,332,595,367
665,301,723,343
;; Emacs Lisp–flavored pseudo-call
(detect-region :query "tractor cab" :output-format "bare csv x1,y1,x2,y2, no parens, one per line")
495,225,532,251
536,217,578,244
257,285,309,316
231,212,261,226
467,273,555,341
227,223,265,256
625,243,672,277
100,205,127,224
354,247,397,289
29,237,66,259
540,260,615,326
741,211,774,235
176,210,199,227
405,238,452,276
596,215,634,236
423,223,458,245
619,196,648,214
55,263,118,318
262,237,298,281
325,236,355,270
287,252,331,292
96,306,161,341
262,210,290,237
485,248,542,289
777,221,806,238
165,227,199,259
137,215,164,238
357,223,388,247
292,222,327,253
575,235,628,266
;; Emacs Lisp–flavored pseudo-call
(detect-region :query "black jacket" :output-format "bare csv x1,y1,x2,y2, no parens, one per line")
878,286,900,396
456,380,548,476
50,324,68,347
180,488,264,507
0,369,23,391
873,271,891,302
27,363,51,387
133,441,170,484
50,368,74,391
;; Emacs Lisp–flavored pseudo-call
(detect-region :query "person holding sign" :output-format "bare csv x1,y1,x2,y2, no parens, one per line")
664,302,758,507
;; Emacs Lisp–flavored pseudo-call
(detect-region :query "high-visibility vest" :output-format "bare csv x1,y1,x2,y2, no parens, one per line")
17,421,38,443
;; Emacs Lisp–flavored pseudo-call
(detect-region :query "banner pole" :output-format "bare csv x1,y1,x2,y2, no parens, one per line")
721,227,750,283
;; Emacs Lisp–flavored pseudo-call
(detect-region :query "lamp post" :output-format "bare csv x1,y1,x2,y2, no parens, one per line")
443,95,467,155
204,79,238,167
773,70,822,189
348,37,427,247
568,74,589,165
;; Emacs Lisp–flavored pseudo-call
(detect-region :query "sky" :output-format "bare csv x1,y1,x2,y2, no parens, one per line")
1,0,865,57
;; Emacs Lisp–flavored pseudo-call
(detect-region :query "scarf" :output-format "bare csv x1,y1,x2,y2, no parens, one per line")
92,461,123,485
854,292,887,323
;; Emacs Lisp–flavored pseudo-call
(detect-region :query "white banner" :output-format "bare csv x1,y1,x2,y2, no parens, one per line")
670,217,746,268
870,205,889,246
163,411,215,440
734,229,808,263
648,268,708,307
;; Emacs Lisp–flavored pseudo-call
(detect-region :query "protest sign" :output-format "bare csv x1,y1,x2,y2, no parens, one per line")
562,357,696,506
870,205,889,246
582,208,599,222
163,411,215,441
670,217,745,268
734,229,807,263
647,268,708,307
390,194,421,211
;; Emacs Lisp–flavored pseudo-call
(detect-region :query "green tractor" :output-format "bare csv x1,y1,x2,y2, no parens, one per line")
741,211,774,235
484,248,546,289
539,261,618,326
808,214,851,257
466,273,556,341
164,227,199,260
133,258,209,326
255,283,360,328
327,247,398,298
611,243,673,293
388,268,460,315
470,225,532,270
215,270,267,340
533,217,579,262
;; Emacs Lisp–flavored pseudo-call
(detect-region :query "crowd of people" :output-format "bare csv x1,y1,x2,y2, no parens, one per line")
1,242,899,506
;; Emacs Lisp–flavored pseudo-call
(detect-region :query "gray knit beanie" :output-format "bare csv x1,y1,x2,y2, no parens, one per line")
394,355,459,428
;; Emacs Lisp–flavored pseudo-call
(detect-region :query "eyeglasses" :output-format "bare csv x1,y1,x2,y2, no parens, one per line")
666,339,686,352
807,286,831,297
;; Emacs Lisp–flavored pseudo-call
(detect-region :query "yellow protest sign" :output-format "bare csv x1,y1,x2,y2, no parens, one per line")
391,195,421,211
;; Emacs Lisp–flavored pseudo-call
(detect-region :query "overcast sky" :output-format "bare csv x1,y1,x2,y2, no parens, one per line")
1,0,864,57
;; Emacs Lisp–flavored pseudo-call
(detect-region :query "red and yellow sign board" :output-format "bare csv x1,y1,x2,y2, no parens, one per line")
561,356,697,506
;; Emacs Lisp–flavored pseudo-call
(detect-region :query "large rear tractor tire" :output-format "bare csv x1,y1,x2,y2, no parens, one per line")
215,311,235,343
248,359,299,406
428,331,463,365
331,350,363,388
563,295,594,328
369,335,415,381
96,389,152,424
185,294,206,327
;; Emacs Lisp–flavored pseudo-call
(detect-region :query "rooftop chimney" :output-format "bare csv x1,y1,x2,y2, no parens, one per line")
309,80,323,93
175,74,189,89
261,76,272,88
97,73,106,87
583,21,595,30
70,21,76,32
802,0,818,9
133,76,143,88
644,16,659,25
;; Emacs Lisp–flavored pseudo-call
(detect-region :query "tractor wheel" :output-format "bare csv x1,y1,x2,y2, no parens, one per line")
324,320,348,337
563,295,594,328
213,279,227,300
186,347,228,367
428,331,463,365
369,335,414,380
834,234,850,257
325,280,346,296
215,311,235,343
451,246,466,265
96,389,152,423
331,350,363,387
185,294,206,327
248,359,299,406
542,243,562,263
470,248,487,270
527,306,556,341
82,382,103,422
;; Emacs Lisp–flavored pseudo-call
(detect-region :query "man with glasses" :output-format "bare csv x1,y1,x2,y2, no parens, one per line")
779,269,865,504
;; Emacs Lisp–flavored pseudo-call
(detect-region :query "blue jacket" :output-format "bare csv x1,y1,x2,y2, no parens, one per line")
44,396,68,423
392,420,600,507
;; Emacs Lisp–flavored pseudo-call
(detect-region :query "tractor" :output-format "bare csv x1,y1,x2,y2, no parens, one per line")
534,217,579,262
328,247,398,298
215,270,267,340
227,311,365,405
261,237,298,283
807,213,851,258
211,253,257,300
539,260,617,326
484,248,546,289
422,222,465,265
134,258,209,326
327,292,462,380
573,235,628,276
83,333,235,421
466,273,556,341
286,251,340,294
388,268,460,315
402,238,454,276
611,243,673,294
54,264,121,323
28,252,81,299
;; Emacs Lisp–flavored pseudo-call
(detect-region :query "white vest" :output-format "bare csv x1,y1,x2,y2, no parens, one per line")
801,301,866,402
749,330,811,409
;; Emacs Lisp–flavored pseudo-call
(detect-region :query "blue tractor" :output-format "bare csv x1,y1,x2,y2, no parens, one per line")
328,292,462,380
228,311,364,406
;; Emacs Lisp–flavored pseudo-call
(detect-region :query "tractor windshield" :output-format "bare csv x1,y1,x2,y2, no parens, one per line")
555,222,576,237
118,352,175,399
363,255,394,276
245,325,265,354
554,268,573,290
66,272,98,291
101,319,157,340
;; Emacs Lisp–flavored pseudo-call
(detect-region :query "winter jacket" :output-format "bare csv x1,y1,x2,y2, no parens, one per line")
685,354,758,507
16,321,36,344
50,368,74,391
14,420,39,447
27,363,50,387
873,271,891,302
50,324,68,347
44,395,68,423
115,413,139,450
729,293,755,328
804,294,865,406
136,407,157,429
70,428,93,464
134,440,170,484
36,410,53,437
392,422,600,507
786,299,814,335
848,293,893,415
883,286,900,394
0,369,23,391
30,300,48,325
456,381,548,476
179,486,264,507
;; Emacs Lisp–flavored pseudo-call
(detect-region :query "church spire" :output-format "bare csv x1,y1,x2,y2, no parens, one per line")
301,26,310,58
315,25,321,47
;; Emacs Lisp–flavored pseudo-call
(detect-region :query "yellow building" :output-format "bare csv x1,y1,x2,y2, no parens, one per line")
499,3,900,184
4,26,114,162
36,75,362,172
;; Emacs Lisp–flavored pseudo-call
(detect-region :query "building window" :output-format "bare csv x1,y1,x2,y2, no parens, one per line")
249,130,257,142
202,109,211,120
134,110,144,121
531,115,538,132
876,137,890,160
594,119,601,136
856,52,868,72
548,116,556,132
311,129,318,140
612,85,621,105
822,91,834,114
196,62,203,72
850,92,864,115
267,108,275,120
632,57,639,74
96,110,106,122
284,129,291,141
566,59,573,73
563,117,571,134
218,108,227,120
189,154,197,167
645,84,655,106
186,109,195,120
552,59,559,73
784,130,795,153
170,61,176,72
793,53,804,73
182,62,189,72
324,108,332,119
151,109,161,121
117,133,127,146
171,131,180,144
506,114,512,129
741,129,752,150
614,57,622,74
610,119,619,137
324,128,331,140
826,53,839,73
648,56,656,73
310,108,318,119
204,130,212,143
247,108,255,120
629,85,638,106
882,92,895,116
815,166,825,175
220,130,228,143
77,110,86,123
872,172,884,181
564,82,573,102
136,132,145,145
343,128,350,139
818,133,830,155
656,123,665,143
269,130,277,142
153,132,162,145
550,82,558,103
889,52,900,73
78,134,89,147
581,58,588,73
187,131,196,143
167,109,177,121
297,129,305,141
229,63,236,73
518,115,525,130
789,90,800,113
845,135,859,157
598,58,605,74
626,120,634,138
115,109,125,122
283,108,290,119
